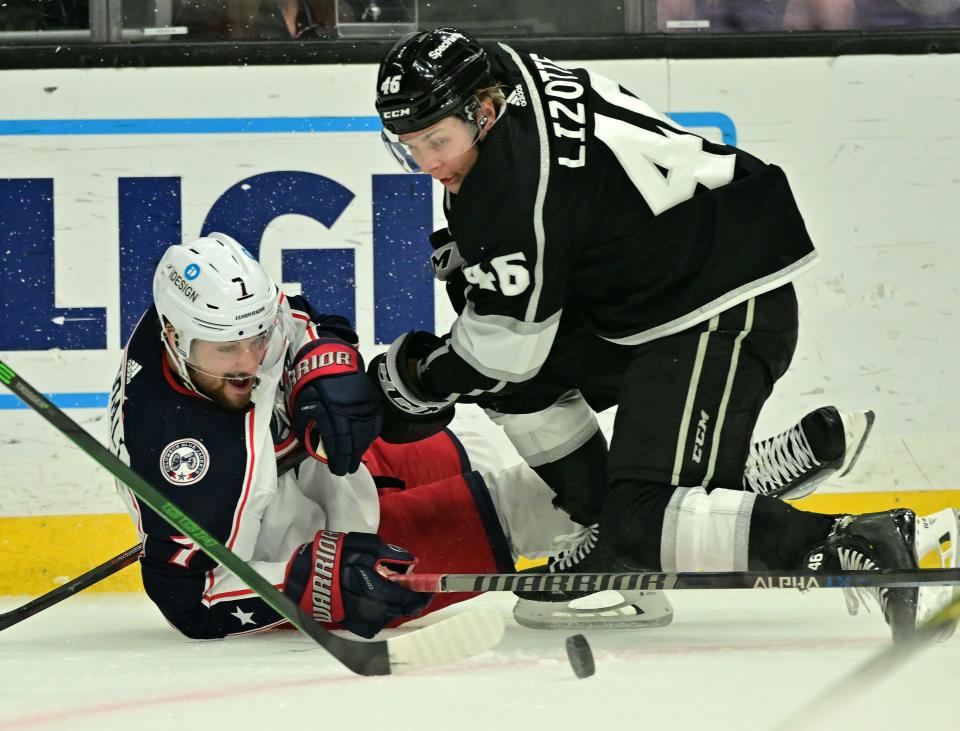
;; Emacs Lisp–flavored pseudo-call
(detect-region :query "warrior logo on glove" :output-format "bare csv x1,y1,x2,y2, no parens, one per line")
284,530,432,638
287,347,355,386
306,531,339,622
285,338,383,475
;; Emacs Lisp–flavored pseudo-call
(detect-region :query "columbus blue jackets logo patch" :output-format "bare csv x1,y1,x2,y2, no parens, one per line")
160,439,210,485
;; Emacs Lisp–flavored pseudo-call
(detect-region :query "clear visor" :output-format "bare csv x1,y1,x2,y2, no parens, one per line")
381,115,482,173
184,320,286,384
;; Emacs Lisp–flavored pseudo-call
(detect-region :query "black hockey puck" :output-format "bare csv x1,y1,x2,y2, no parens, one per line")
565,634,595,679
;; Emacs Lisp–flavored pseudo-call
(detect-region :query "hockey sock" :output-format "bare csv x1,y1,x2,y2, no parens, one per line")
488,392,606,525
601,482,837,573
532,429,610,525
599,480,674,570
746,494,837,570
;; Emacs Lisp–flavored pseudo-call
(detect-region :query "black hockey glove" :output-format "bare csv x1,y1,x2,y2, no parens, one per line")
286,338,382,475
429,228,468,314
368,331,455,444
284,530,432,639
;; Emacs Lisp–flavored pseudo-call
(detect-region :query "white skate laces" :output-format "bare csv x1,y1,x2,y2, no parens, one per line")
744,423,820,497
833,509,960,643
836,536,884,617
744,409,875,500
548,524,600,573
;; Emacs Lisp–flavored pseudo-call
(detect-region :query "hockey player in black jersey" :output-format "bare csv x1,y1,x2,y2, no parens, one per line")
371,27,960,641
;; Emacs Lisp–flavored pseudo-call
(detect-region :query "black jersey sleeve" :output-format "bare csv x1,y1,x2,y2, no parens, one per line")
419,218,567,401
417,55,586,401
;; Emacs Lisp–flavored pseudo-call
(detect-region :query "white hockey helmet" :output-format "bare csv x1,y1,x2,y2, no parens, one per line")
152,232,285,385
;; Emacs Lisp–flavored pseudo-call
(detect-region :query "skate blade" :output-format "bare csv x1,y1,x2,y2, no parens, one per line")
837,409,876,478
514,607,674,631
513,592,674,631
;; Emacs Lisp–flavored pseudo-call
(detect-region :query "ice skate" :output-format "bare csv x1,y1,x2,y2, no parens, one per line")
804,507,960,643
913,508,960,642
512,524,674,630
744,406,875,500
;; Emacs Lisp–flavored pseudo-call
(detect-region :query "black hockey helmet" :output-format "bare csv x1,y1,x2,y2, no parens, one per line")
376,27,493,136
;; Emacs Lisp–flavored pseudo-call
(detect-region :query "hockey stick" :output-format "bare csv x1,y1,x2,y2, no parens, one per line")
391,567,960,594
0,446,310,633
773,592,960,731
0,542,142,632
0,360,504,674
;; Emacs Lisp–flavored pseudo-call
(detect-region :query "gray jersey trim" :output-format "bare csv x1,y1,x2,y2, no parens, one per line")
660,487,689,573
485,390,599,468
733,491,757,572
601,252,818,346
422,342,451,371
450,302,561,382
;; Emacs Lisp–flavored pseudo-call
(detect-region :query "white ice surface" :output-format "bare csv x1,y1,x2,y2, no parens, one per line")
1,590,958,731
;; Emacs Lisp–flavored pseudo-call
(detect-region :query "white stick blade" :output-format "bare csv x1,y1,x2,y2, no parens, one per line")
386,607,504,673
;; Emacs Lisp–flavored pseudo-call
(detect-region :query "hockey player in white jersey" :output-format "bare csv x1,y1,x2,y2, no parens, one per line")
110,232,598,638
370,27,960,641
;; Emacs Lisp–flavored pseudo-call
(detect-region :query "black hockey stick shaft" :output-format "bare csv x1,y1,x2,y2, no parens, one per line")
393,567,960,594
0,543,142,631
0,360,393,675
0,446,309,633
773,592,960,730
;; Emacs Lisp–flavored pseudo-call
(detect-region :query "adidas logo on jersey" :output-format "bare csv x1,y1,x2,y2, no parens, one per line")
506,84,527,108
125,359,142,382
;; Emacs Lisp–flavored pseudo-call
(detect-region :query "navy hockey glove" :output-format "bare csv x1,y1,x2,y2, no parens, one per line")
368,331,455,444
286,338,383,475
284,530,432,639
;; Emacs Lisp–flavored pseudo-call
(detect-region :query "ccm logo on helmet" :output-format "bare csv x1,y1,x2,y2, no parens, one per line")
428,34,461,60
168,270,199,303
383,108,410,119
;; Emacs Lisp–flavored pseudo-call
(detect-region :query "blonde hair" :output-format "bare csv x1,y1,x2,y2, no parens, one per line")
475,84,507,113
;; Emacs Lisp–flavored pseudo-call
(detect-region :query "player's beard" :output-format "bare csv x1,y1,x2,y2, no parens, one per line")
187,365,257,412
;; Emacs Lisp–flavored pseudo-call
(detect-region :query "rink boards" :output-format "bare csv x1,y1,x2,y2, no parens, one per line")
1,53,959,595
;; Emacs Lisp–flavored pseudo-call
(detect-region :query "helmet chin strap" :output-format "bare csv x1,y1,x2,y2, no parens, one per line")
160,328,254,399
161,329,202,394
159,306,289,400
166,334,286,396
